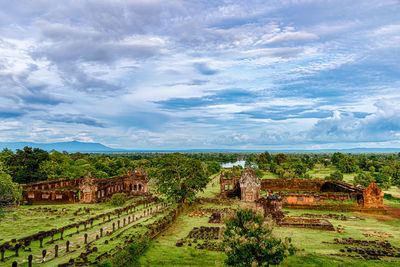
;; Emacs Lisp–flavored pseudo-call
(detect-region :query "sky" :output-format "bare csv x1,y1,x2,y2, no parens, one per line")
0,0,400,150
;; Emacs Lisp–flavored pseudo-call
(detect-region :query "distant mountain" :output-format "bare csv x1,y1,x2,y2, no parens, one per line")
0,141,399,153
0,141,122,153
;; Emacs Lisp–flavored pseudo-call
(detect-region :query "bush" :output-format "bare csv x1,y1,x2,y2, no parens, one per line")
353,172,374,187
109,193,127,206
112,238,149,266
223,209,295,266
325,171,343,181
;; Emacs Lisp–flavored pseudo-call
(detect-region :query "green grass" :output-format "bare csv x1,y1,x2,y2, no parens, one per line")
138,205,227,267
196,173,221,199
0,198,170,266
261,171,280,179
138,200,400,267
384,186,400,198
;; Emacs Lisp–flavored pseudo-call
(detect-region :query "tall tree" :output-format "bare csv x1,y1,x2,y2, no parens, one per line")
153,153,209,202
7,147,50,184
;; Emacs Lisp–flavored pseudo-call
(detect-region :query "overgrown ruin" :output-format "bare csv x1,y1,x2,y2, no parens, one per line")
220,167,384,209
22,167,150,204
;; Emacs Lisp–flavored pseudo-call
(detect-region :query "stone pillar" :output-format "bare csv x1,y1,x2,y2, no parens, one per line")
90,220,93,228
100,228,103,237
128,217,131,224
39,237,43,248
108,215,111,222
1,247,5,262
66,241,70,252
28,254,33,267
60,230,64,240
84,223,87,231
15,244,20,257
123,218,126,226
84,233,88,244
42,249,46,262
76,225,79,234
112,223,115,232
54,245,58,257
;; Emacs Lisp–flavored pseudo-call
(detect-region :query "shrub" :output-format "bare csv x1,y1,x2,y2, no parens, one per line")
109,193,127,206
223,209,295,266
325,171,343,181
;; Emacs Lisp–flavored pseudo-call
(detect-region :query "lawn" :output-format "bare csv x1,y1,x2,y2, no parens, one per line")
139,200,400,266
138,204,227,267
0,197,172,266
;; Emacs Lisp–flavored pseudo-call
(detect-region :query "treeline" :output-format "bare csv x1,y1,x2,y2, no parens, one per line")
243,151,400,189
0,147,222,185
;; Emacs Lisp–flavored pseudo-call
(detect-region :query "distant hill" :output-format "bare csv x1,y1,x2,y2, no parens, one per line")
0,141,399,153
0,141,122,153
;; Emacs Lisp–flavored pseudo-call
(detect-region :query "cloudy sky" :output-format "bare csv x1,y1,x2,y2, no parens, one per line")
1,0,400,150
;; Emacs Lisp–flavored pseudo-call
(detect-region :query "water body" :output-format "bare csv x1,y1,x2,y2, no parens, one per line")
221,160,246,168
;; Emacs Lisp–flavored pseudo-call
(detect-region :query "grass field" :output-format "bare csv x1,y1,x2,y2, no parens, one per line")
138,167,400,267
3,166,400,266
138,201,400,266
0,197,174,266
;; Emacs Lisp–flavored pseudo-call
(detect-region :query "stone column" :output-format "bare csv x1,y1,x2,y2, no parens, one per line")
100,228,103,237
84,234,88,244
39,237,43,248
15,244,20,257
66,241,70,252
28,254,33,267
54,245,58,257
1,247,5,262
42,249,46,262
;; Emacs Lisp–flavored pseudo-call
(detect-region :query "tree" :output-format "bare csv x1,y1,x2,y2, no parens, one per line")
336,155,359,173
353,172,374,187
223,209,295,267
264,151,272,163
0,173,22,216
274,153,287,165
153,153,209,203
7,147,50,184
205,161,221,175
325,171,343,181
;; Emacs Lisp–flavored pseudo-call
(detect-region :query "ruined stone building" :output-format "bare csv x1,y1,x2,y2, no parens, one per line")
22,167,150,204
239,167,261,201
220,167,384,208
220,166,260,202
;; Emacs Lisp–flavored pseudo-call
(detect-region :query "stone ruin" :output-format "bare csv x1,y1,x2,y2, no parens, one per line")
260,179,384,209
220,166,260,202
255,195,284,223
363,182,384,208
22,167,150,204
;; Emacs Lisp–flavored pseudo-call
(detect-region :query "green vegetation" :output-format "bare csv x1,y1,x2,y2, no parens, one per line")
153,153,210,203
109,193,127,206
325,170,344,181
2,149,400,266
223,209,295,266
